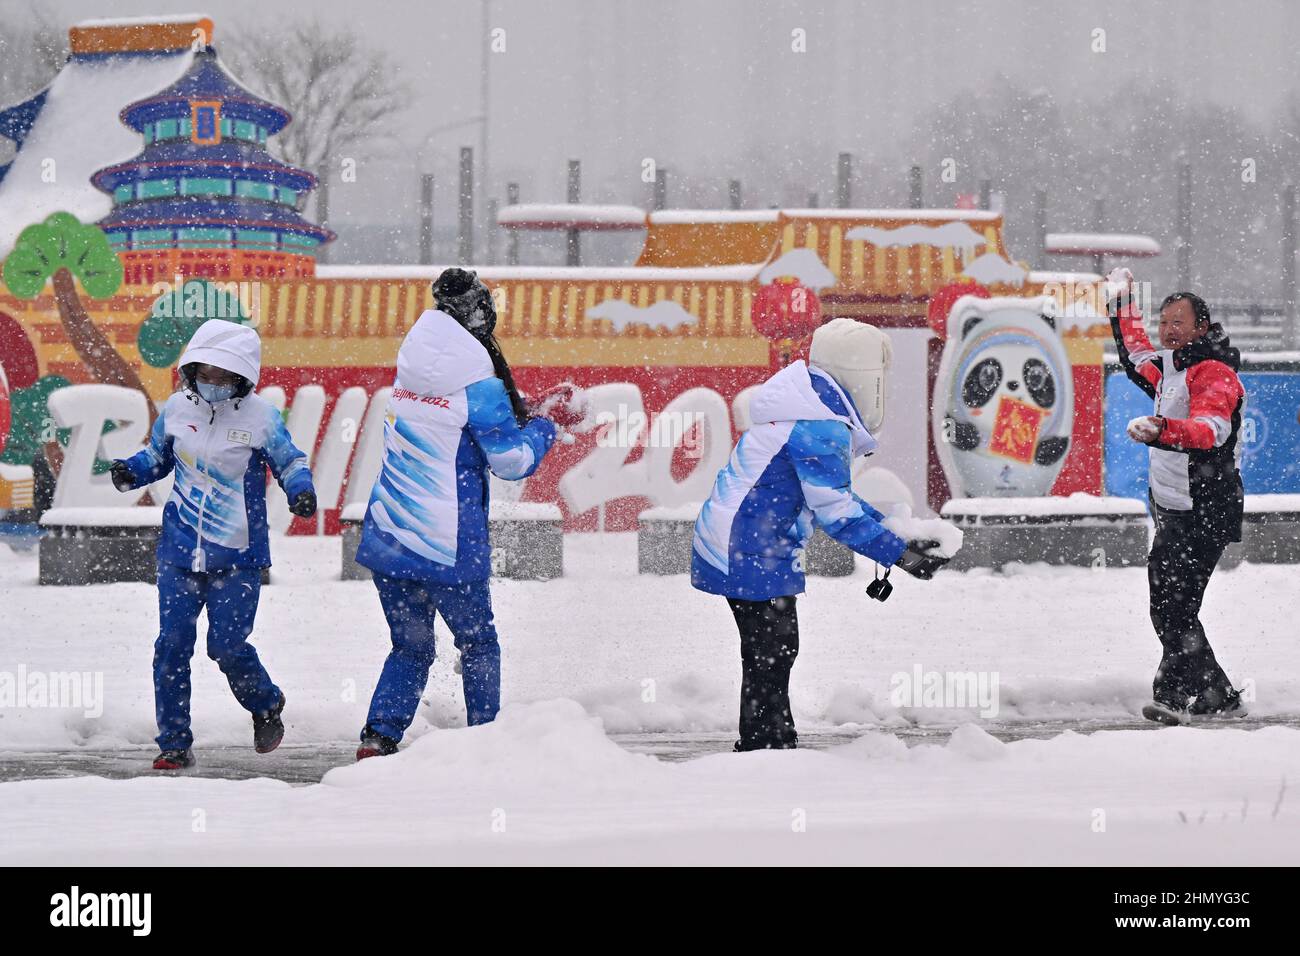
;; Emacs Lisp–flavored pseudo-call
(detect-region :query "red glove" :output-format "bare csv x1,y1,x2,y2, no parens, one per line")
529,383,587,428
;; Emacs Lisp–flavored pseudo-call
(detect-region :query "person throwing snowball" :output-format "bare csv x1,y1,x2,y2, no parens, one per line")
1107,268,1247,725
352,269,583,760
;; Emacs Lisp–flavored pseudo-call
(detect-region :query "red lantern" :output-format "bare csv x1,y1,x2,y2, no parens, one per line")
926,279,989,340
751,279,822,366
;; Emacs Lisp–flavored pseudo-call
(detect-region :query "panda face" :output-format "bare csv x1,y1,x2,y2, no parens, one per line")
962,353,1057,412
934,299,1075,498
956,340,1059,434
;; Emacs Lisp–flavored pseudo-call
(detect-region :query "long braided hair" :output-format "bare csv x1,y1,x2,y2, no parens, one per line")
431,269,529,425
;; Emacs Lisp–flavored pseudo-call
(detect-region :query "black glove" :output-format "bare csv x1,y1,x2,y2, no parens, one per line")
894,539,950,580
110,460,134,492
289,490,317,518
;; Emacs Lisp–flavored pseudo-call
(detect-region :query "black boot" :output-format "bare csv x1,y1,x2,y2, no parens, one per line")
1189,687,1247,718
153,749,195,770
253,693,286,754
356,726,399,761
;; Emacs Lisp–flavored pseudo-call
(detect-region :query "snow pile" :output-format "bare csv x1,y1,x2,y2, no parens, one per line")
941,493,1148,518
880,501,964,557
2,696,1298,865
323,699,661,792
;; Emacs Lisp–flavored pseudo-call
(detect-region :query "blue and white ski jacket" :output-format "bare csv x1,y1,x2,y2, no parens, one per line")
118,323,314,572
355,309,557,584
691,360,907,600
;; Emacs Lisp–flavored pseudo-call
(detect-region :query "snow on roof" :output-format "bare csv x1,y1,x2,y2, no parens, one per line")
846,220,989,256
648,209,781,224
758,248,836,289
961,252,1028,286
0,49,196,258
786,208,1001,222
316,263,764,283
496,203,647,229
74,13,213,27
587,298,698,333
1045,233,1161,256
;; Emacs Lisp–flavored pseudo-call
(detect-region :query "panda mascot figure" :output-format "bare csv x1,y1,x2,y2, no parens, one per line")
932,295,1074,497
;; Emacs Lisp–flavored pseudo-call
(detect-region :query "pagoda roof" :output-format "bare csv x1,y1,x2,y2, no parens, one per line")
92,140,317,192
98,196,334,242
121,49,290,134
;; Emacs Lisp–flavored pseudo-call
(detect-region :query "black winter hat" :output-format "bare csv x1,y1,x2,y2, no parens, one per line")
431,268,496,338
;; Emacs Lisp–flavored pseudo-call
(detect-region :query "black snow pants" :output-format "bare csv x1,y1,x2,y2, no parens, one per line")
727,595,799,750
1147,507,1236,712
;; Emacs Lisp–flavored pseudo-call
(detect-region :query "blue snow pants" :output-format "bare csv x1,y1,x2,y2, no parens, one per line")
154,563,281,751
364,573,501,742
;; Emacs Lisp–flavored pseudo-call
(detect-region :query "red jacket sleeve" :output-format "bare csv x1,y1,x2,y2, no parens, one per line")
1158,360,1244,450
1109,296,1162,393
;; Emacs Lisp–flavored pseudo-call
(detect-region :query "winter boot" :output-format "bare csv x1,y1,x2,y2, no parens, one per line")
1189,688,1248,720
253,693,286,754
153,749,195,770
356,726,400,761
1142,700,1191,726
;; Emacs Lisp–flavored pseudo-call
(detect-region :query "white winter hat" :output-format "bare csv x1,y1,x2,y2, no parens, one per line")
178,320,261,388
809,318,892,432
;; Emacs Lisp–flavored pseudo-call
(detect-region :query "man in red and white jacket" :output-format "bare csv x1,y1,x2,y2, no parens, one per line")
1108,270,1246,724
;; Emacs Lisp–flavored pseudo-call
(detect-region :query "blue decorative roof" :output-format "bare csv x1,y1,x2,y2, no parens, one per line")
93,141,318,192
91,46,333,253
121,50,290,134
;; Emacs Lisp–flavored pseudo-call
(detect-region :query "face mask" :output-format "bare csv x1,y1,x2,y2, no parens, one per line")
197,381,236,404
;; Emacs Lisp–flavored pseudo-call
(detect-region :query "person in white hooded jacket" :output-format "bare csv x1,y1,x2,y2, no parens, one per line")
112,319,316,770
353,269,580,759
692,318,949,751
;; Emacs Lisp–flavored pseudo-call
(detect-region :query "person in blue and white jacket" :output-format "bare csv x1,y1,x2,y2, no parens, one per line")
111,319,317,771
353,269,578,760
692,318,950,752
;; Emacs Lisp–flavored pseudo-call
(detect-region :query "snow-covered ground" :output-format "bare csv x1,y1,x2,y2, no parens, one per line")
1,533,1297,864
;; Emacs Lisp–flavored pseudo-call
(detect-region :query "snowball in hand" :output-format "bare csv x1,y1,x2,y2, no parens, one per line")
1126,416,1161,443
1104,266,1134,301
881,503,964,558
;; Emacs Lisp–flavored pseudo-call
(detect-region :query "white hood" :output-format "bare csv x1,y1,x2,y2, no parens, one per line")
179,320,261,387
396,309,495,395
749,360,878,456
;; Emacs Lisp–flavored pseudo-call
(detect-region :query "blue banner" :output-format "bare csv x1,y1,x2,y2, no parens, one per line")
1105,367,1300,497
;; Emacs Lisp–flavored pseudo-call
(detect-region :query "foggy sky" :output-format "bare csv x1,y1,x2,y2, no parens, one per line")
5,0,1300,271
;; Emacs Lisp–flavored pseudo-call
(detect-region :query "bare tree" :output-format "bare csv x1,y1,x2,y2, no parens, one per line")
222,19,410,242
